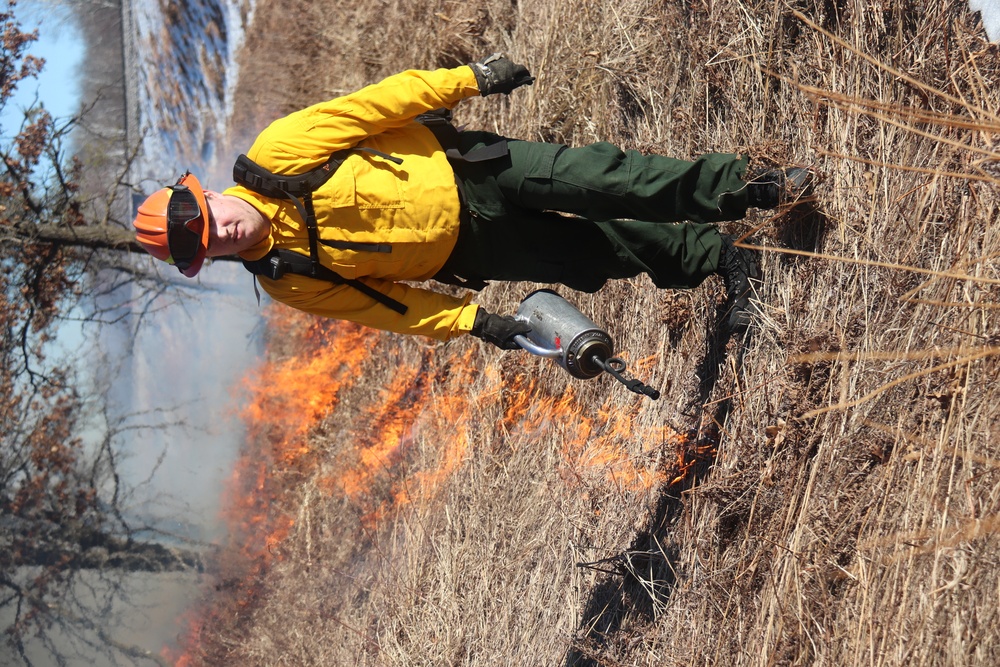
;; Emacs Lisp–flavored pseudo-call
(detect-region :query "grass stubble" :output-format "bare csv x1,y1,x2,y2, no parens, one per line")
185,0,1000,665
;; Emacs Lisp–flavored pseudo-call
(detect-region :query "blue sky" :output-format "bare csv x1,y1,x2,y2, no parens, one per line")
2,2,84,127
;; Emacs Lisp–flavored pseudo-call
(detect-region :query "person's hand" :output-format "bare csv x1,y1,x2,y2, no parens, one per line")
469,53,535,96
470,308,531,350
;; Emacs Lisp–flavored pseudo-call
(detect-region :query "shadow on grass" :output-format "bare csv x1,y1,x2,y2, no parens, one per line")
776,197,828,264
566,321,741,666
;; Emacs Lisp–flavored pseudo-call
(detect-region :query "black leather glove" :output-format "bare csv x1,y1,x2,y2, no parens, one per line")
470,308,531,350
469,53,535,96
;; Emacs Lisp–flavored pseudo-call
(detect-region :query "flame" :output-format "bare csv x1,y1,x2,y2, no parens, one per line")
165,310,378,666
221,317,375,561
496,376,698,494
318,346,478,526
167,309,717,664
557,392,669,492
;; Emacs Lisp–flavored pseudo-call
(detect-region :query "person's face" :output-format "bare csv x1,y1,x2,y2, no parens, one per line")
204,192,269,257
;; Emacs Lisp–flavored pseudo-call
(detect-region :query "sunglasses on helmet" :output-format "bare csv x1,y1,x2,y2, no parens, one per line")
165,183,204,270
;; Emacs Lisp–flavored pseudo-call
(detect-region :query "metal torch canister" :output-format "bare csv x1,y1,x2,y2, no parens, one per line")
512,289,614,379
512,289,661,400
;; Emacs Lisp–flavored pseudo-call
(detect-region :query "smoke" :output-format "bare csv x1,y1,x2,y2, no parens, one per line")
110,261,265,539
0,571,202,666
41,259,269,663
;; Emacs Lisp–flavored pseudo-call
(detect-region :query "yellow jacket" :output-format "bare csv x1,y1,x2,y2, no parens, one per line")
226,66,483,340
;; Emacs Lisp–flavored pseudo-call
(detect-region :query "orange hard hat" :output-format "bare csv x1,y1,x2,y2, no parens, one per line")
133,173,211,277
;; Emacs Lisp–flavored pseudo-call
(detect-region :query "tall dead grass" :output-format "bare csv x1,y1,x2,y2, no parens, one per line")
188,0,1000,665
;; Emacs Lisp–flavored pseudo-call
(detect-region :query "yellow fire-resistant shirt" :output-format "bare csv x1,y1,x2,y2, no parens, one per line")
225,66,483,340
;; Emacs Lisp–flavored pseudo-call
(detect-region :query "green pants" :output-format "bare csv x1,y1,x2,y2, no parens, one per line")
438,132,750,292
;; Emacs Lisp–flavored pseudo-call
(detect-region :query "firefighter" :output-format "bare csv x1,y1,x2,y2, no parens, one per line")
133,54,813,349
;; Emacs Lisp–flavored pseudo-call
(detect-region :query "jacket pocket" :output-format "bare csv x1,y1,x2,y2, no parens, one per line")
315,162,357,209
351,155,405,210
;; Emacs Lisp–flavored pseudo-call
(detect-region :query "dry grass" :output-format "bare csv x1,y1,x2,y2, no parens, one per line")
181,0,1000,665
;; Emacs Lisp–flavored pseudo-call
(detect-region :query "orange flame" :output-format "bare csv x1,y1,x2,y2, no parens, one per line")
317,346,478,526
168,309,717,664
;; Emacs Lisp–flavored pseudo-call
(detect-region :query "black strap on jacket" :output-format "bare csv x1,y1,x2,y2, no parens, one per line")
234,150,408,315
415,108,510,163
241,247,408,315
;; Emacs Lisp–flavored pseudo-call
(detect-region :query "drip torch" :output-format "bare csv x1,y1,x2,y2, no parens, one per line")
513,289,660,400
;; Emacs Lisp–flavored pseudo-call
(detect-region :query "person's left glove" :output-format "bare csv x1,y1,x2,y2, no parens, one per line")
469,53,535,96
470,307,531,350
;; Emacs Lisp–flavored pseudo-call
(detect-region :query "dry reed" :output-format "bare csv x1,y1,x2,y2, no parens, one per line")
183,0,1000,665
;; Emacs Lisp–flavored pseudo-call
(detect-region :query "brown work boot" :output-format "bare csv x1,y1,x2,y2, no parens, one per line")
747,167,815,209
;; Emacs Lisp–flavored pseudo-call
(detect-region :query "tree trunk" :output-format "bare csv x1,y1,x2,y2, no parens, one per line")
12,528,206,573
27,223,240,262
31,222,146,253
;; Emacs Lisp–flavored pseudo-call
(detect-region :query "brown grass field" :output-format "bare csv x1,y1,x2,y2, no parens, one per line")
175,0,1000,665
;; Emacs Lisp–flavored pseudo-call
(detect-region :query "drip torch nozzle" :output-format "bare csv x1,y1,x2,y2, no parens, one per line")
592,356,661,400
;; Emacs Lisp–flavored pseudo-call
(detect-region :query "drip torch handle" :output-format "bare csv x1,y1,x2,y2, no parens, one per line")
592,356,661,400
512,334,563,359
